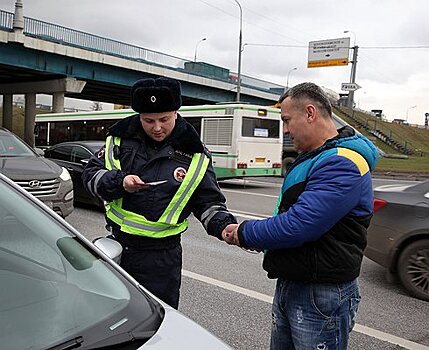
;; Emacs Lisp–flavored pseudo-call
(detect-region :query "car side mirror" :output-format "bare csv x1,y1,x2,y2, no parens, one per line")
93,237,123,264
34,147,45,156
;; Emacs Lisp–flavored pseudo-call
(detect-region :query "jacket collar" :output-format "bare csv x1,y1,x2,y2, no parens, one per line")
288,126,379,174
107,113,204,154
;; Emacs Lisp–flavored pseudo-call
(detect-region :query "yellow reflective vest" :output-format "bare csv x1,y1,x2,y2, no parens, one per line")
104,135,210,238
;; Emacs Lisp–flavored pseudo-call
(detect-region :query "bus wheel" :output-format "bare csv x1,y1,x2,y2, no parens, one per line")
281,157,295,176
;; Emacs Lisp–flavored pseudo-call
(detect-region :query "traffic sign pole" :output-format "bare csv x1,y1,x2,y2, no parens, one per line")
347,45,359,108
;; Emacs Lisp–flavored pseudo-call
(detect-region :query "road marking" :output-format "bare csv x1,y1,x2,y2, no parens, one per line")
183,270,273,303
183,270,429,350
230,209,269,220
220,179,282,187
222,188,278,198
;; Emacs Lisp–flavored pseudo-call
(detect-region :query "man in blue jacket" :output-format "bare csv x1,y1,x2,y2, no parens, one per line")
223,82,379,349
83,77,236,309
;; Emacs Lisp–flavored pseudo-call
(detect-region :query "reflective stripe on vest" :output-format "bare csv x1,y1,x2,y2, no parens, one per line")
104,136,209,238
105,136,121,170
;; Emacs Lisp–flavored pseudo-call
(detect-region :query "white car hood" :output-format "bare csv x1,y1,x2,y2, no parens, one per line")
142,306,232,349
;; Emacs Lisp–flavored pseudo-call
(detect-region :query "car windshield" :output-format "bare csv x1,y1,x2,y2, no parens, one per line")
0,177,163,350
0,133,35,157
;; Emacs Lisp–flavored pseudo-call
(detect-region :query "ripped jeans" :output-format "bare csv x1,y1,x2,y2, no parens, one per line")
270,278,361,350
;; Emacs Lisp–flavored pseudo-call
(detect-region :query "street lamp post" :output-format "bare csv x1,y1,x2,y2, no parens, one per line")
286,67,297,91
194,38,207,62
406,105,417,123
233,0,243,102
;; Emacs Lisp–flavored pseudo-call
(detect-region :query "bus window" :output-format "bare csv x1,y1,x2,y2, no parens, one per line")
49,122,72,145
241,117,280,138
183,117,202,136
34,122,48,146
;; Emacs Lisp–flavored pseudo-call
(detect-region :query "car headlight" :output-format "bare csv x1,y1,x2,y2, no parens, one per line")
60,167,71,182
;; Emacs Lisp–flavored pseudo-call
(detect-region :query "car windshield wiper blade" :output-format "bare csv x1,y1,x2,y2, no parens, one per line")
82,329,157,349
45,336,83,350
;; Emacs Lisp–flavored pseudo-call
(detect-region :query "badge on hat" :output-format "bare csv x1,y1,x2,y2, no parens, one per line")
150,96,156,103
173,167,187,182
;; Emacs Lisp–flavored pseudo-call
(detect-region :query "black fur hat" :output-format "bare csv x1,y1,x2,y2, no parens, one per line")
131,77,182,113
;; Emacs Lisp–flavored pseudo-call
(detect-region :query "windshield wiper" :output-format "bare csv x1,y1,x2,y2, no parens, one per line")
46,336,83,350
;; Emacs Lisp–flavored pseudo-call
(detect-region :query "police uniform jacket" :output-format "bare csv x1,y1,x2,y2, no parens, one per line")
82,113,236,248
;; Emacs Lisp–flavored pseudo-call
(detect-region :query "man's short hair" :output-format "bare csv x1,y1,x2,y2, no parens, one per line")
279,82,332,117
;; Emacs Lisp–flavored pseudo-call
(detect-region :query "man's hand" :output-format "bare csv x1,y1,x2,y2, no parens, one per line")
123,175,149,193
222,224,240,245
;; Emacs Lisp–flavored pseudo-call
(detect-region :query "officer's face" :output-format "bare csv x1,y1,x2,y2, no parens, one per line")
140,111,177,141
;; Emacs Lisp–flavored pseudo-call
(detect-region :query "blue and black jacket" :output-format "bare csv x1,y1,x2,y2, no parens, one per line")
238,126,379,282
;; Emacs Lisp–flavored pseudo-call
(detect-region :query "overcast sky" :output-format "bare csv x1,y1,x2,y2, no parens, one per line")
2,0,429,124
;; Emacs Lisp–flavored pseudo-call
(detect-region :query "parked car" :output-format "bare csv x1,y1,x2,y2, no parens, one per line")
43,141,104,207
0,172,232,350
365,180,429,301
0,127,73,217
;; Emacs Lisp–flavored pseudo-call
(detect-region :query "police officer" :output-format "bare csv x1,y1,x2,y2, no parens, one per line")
82,77,237,309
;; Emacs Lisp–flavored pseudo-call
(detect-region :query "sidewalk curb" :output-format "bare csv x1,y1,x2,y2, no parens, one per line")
373,171,429,181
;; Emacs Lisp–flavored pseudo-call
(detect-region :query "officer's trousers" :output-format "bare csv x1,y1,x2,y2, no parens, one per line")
119,241,182,309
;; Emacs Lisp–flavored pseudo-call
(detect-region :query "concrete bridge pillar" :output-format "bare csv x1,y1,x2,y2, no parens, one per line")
0,78,86,145
2,94,13,130
24,93,36,147
52,92,65,113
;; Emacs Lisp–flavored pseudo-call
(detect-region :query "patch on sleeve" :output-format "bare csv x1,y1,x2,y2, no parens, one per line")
96,148,105,159
337,148,369,176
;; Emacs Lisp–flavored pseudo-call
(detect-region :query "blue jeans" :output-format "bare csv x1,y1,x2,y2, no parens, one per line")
271,279,361,350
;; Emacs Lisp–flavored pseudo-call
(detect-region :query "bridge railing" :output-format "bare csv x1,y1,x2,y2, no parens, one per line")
0,9,284,94
0,9,13,31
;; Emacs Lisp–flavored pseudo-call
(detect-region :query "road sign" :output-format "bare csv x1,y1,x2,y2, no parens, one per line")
341,83,361,91
308,37,350,68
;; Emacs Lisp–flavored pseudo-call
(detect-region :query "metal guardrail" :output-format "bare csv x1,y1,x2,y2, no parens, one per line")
0,9,284,94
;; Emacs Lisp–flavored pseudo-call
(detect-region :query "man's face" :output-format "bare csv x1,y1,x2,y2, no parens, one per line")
280,97,311,152
140,111,177,141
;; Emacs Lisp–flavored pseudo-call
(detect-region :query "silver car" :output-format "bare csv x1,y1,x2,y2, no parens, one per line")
0,127,73,217
365,180,429,301
0,173,232,349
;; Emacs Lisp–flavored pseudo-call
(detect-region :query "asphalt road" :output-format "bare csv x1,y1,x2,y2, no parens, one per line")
66,177,429,350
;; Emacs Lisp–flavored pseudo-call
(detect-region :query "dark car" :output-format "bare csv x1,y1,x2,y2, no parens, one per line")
0,172,232,349
365,180,429,301
0,127,73,217
44,141,104,207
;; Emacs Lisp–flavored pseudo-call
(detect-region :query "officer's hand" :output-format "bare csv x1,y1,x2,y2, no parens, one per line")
123,175,148,193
